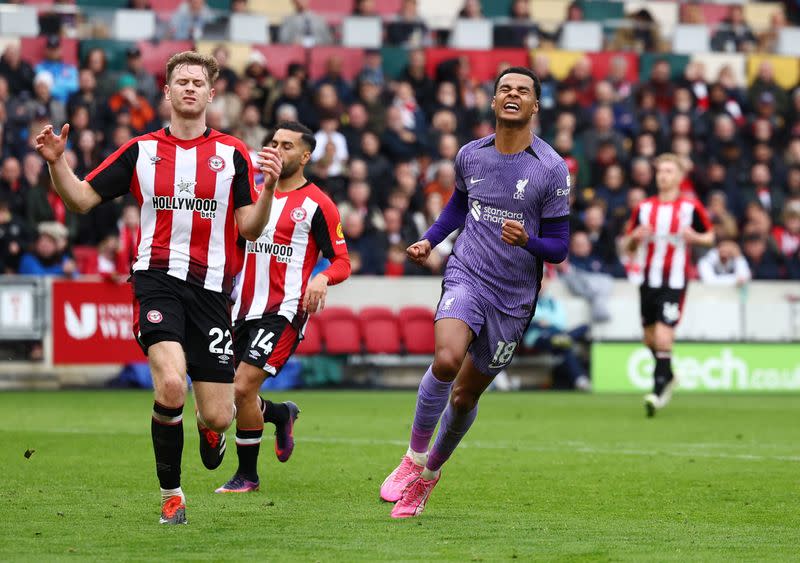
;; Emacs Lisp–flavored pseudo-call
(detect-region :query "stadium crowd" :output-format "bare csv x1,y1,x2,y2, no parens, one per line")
1,0,800,282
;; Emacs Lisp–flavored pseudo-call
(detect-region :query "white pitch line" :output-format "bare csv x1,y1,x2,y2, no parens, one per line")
16,428,800,463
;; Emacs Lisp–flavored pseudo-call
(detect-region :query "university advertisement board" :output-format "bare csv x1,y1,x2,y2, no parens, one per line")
52,281,143,365
592,343,800,392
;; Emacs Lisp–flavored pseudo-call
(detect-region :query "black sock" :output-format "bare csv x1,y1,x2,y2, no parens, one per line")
261,398,289,426
235,427,263,482
653,352,672,395
151,402,184,490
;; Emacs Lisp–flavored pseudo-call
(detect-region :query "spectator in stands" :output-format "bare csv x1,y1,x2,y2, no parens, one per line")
522,274,591,391
582,202,623,276
563,58,594,108
124,46,158,106
279,0,333,47
386,0,429,48
67,69,108,128
581,105,626,164
610,8,660,53
711,5,756,53
594,163,628,227
706,189,739,241
340,103,369,156
82,47,117,101
757,10,788,53
698,238,751,286
34,36,78,105
315,56,354,106
311,116,349,197
646,59,674,114
0,196,28,273
741,229,782,280
18,221,75,277
116,202,139,274
744,162,783,222
0,156,25,217
74,128,102,179
338,179,383,232
772,201,800,258
26,170,78,243
748,61,788,116
424,161,455,206
458,0,483,19
341,210,384,274
400,49,435,113
353,0,377,16
29,71,66,129
495,0,538,49
269,76,314,129
170,0,216,40
107,74,155,135
358,77,386,134
381,106,424,162
0,43,34,96
559,231,613,322
237,104,267,152
360,131,393,197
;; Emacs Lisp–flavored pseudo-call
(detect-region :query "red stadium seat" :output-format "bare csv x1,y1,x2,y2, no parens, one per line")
308,46,365,81
252,44,305,80
587,52,639,84
358,307,401,354
136,40,194,78
295,315,322,356
398,307,435,355
72,245,98,275
20,37,78,67
423,48,529,82
318,306,362,354
680,3,730,28
308,0,353,24
374,0,403,18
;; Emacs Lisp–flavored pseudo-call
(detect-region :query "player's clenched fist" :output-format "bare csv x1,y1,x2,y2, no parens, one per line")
303,273,329,314
501,219,529,246
257,147,282,189
406,239,432,265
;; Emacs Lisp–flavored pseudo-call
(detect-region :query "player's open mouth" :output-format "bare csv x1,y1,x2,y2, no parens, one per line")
503,102,520,112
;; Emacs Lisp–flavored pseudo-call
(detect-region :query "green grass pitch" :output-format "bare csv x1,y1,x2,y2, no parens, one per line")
1,390,798,561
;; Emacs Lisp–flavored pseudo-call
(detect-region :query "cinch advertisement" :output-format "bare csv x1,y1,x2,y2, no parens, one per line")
52,281,144,365
592,343,800,392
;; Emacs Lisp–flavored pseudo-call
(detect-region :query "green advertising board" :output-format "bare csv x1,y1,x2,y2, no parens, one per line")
592,343,800,392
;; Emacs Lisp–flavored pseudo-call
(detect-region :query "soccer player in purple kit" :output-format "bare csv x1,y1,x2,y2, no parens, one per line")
379,67,571,518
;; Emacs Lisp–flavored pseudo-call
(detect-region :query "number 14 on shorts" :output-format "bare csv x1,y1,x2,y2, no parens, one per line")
251,328,275,355
489,341,517,368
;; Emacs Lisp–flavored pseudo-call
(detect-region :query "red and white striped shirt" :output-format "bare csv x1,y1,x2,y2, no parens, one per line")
86,127,254,295
627,196,712,290
771,226,800,256
232,181,350,324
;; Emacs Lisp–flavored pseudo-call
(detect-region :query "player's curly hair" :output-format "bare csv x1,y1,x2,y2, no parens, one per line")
165,51,219,85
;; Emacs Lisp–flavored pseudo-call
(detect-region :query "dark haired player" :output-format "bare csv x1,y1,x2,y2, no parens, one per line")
216,122,351,493
379,67,571,518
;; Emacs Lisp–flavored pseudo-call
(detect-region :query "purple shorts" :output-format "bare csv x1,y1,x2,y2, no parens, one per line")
434,278,530,377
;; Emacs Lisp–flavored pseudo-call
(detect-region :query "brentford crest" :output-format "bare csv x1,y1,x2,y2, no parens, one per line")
208,155,225,172
290,207,307,222
147,310,163,324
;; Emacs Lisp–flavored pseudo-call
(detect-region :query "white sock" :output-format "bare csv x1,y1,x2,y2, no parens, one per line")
421,467,440,480
161,487,185,504
406,447,427,466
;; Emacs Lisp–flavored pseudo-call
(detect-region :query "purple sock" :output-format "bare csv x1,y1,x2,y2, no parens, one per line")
426,402,479,472
409,366,452,453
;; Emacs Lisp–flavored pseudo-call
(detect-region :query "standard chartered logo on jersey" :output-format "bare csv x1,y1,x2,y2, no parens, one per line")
593,343,800,392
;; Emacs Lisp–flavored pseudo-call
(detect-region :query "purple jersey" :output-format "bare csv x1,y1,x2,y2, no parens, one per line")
446,134,570,317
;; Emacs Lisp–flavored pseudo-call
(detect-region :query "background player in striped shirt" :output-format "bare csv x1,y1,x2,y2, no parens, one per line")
34,51,281,525
623,153,714,417
216,121,350,494
379,67,570,518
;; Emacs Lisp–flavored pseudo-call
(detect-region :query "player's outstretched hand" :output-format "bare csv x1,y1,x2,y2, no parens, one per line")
303,273,329,314
501,219,529,246
35,124,69,164
406,240,432,265
257,147,282,190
